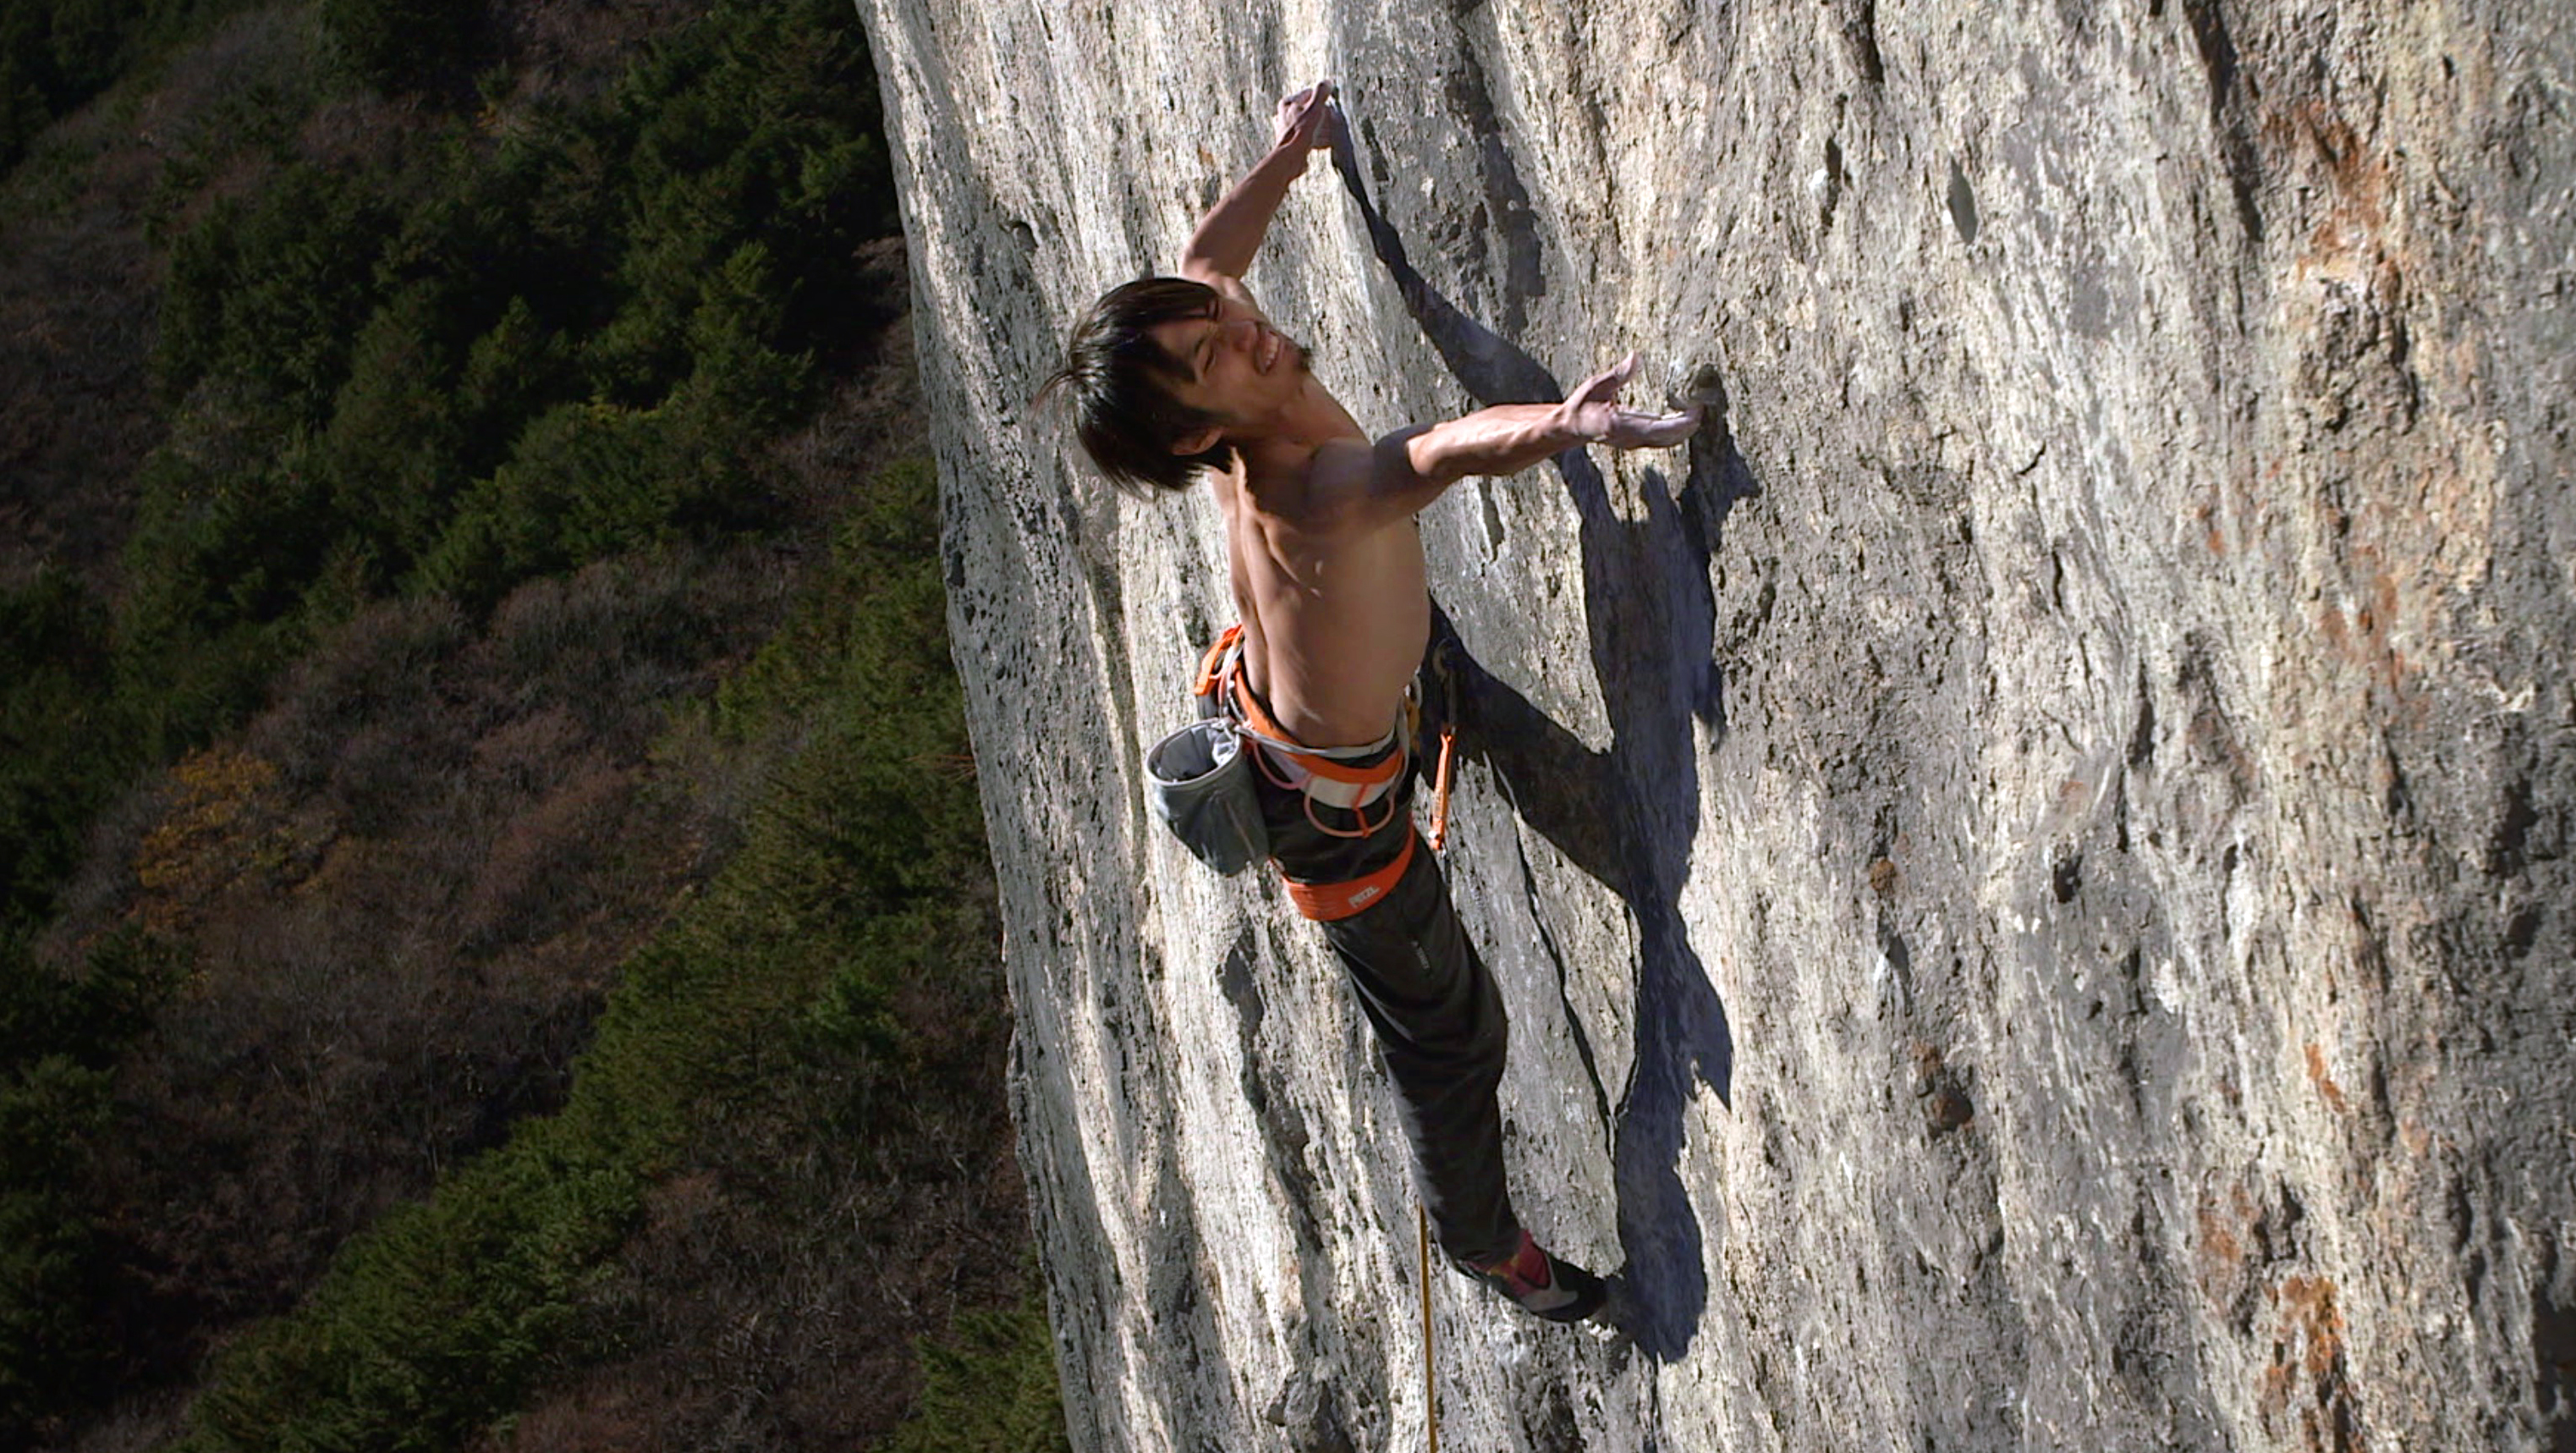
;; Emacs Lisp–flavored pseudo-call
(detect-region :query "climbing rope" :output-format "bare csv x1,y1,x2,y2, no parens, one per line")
1418,1204,1441,1452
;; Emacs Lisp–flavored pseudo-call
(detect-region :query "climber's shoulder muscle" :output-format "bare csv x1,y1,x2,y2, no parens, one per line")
1179,261,1264,316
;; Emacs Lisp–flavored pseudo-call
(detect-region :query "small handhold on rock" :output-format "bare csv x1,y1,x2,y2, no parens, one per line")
1665,359,1729,415
1947,159,1980,245
1870,856,1899,900
1913,1042,1975,1135
2051,850,2084,903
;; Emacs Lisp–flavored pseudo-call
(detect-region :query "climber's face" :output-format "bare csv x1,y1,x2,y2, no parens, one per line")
1148,289,1310,446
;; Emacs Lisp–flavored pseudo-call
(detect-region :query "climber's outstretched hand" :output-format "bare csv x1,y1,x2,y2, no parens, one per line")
1275,80,1337,156
1554,353,1703,449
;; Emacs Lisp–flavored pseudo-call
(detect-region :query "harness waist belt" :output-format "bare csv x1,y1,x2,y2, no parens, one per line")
1229,676,1407,813
1196,625,1411,817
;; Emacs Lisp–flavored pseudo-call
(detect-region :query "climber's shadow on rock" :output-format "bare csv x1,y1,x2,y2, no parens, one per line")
1332,124,1752,1362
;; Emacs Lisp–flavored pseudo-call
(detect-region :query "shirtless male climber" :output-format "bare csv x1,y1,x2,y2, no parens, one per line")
1039,80,1700,1322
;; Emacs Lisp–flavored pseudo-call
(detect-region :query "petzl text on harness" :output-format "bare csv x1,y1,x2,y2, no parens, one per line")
1145,716,1267,875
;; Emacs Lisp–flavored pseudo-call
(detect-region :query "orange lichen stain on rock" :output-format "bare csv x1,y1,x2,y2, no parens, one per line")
2271,99,2392,272
2304,513,2430,713
2260,1274,2367,1453
2194,1184,2259,1323
2199,1201,2245,1269
2194,507,2236,559
2348,548,2428,711
2421,453,2500,585
2326,423,2498,713
2397,1116,2432,1158
2363,564,2407,694
2230,457,2289,545
1868,856,1898,900
2304,1042,2352,1115
2191,496,2227,557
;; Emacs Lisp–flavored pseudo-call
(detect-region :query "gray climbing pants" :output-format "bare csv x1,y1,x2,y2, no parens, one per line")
1251,731,1521,1267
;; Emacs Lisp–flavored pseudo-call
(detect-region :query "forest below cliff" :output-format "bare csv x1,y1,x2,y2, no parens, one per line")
0,0,1063,1447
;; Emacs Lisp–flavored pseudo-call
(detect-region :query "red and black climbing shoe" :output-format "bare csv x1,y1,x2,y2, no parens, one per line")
1463,1230,1608,1324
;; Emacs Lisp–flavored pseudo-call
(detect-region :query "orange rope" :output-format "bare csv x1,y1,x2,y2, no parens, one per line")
1418,1204,1440,1452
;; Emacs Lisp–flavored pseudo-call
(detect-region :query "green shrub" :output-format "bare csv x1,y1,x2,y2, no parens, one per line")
156,162,395,410
887,1299,1073,1453
183,1123,645,1453
0,0,135,169
4,0,947,1443
0,1054,115,1442
318,0,480,94
0,567,122,927
452,296,577,478
169,457,1057,1451
135,0,883,630
0,928,183,1443
418,400,683,608
313,281,469,576
0,0,276,170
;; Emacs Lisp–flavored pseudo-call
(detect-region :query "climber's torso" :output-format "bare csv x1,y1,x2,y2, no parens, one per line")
1145,278,1431,748
1213,454,1431,749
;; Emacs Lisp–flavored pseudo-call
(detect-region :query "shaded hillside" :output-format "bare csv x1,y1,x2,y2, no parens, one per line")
0,1,1063,1447
856,1,2576,1450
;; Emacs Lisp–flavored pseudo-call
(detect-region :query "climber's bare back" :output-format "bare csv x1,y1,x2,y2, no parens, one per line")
1151,272,1699,749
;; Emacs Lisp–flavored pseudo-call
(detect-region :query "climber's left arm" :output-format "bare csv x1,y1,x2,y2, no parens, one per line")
1298,355,1703,533
1178,80,1337,286
1392,355,1703,490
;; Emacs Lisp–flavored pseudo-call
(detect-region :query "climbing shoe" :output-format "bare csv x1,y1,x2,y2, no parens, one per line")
1462,1230,1607,1324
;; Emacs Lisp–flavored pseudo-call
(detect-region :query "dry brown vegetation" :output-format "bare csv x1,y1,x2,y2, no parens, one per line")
487,1015,1029,1452
53,544,777,1378
34,258,946,1445
47,305,984,1446
3,3,1052,1445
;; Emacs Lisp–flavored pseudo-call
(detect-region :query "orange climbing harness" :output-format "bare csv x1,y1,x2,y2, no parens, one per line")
1284,828,1417,921
1190,625,1462,920
1196,625,1409,835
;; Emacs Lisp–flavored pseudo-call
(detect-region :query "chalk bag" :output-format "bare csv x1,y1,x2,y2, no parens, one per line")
1145,718,1269,876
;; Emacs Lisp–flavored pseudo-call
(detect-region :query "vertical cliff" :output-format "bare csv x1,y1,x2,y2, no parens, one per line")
849,0,2574,1447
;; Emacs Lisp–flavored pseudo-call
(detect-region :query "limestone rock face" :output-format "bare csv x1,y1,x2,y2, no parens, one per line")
849,0,2574,1447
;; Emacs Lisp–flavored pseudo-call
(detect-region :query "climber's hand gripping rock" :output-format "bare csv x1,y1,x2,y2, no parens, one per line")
1274,80,1337,159
1553,352,1704,449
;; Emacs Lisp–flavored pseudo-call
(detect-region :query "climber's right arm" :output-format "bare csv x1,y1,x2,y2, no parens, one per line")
1178,81,1336,286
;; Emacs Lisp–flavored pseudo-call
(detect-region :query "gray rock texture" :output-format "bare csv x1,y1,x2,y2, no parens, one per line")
849,0,2575,1448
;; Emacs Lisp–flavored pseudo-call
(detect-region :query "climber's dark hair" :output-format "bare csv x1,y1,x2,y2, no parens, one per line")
1035,276,1236,497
